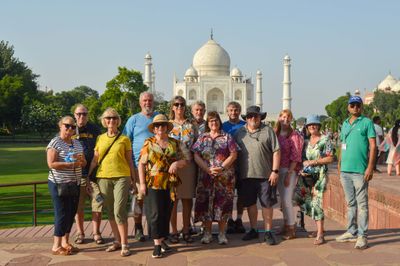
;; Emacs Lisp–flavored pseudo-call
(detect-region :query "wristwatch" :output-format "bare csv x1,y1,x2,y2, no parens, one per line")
272,169,279,174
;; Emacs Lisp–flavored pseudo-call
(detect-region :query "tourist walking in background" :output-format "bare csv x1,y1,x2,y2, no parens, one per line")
372,116,384,173
47,116,85,255
191,100,207,135
294,115,334,245
168,96,198,243
275,109,303,240
138,114,188,258
222,101,246,234
72,104,103,245
381,119,400,176
192,111,239,244
234,106,281,245
123,91,158,242
88,108,135,256
336,96,376,249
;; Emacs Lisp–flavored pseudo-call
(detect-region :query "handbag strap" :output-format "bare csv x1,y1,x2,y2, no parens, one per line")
97,132,122,167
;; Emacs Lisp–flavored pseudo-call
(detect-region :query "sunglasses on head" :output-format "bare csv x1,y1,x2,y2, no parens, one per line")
246,113,259,119
63,124,76,130
105,116,118,120
153,123,167,128
173,102,185,107
75,112,88,117
349,103,361,108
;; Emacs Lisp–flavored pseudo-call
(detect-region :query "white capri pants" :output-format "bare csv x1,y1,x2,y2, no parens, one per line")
277,168,297,226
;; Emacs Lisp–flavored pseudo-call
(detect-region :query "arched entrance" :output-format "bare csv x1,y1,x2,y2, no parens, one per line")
207,88,224,114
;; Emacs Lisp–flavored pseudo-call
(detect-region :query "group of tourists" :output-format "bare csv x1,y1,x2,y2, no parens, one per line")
46,93,377,258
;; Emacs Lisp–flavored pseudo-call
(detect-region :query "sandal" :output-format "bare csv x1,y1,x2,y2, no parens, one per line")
183,232,194,243
169,233,180,244
74,233,85,244
120,246,131,257
52,247,71,256
105,242,121,252
93,233,105,245
63,244,79,253
314,236,326,245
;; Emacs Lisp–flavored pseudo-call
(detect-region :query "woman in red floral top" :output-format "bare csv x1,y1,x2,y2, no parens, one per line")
275,109,304,240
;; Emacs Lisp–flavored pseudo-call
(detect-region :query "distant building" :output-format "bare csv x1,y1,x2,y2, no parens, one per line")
362,72,400,104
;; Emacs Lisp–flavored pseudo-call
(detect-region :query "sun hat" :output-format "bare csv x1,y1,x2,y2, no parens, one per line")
348,96,363,104
305,114,321,126
241,105,267,120
148,114,174,132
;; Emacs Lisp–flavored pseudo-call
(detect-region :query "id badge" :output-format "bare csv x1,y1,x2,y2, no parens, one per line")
341,143,346,150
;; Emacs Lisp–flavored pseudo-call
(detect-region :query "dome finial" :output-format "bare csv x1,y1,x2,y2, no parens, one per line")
210,28,213,40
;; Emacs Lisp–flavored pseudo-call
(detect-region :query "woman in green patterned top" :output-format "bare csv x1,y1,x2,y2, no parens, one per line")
294,115,334,245
138,114,188,258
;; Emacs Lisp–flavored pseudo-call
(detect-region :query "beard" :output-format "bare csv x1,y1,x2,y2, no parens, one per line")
143,106,153,115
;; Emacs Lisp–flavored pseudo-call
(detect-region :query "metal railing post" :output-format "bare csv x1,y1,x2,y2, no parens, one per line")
33,184,37,226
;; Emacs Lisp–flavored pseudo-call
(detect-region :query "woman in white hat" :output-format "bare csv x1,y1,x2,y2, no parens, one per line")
138,114,188,258
294,114,334,245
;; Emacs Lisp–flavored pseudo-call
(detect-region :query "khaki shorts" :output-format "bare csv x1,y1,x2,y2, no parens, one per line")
77,179,103,213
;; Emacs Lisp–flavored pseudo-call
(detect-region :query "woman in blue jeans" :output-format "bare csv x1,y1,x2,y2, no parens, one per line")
47,116,86,255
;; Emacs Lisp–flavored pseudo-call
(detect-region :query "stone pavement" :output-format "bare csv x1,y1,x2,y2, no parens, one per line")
1,208,399,266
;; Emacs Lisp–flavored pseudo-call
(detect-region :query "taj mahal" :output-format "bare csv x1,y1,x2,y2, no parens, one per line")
142,35,292,117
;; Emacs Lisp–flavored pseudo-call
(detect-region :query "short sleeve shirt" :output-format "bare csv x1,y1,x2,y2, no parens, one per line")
169,119,197,159
374,123,383,146
340,116,376,174
139,137,185,190
95,134,132,178
222,120,246,136
234,124,280,179
278,131,304,170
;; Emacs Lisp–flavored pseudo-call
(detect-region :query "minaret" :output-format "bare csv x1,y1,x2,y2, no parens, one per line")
144,52,153,92
151,68,156,92
282,54,292,110
256,70,263,110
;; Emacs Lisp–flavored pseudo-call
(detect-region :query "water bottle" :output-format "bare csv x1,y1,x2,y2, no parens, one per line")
65,145,77,162
95,194,104,204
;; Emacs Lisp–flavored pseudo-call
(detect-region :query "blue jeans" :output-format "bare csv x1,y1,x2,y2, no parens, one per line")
340,172,369,237
48,180,79,237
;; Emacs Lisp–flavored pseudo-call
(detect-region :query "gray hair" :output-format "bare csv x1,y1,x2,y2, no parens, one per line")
226,101,242,112
191,100,205,109
139,91,154,102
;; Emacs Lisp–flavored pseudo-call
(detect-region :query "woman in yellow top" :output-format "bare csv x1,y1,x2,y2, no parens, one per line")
139,114,187,258
88,107,136,257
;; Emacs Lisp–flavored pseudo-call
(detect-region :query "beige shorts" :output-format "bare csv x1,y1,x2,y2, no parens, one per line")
77,179,103,213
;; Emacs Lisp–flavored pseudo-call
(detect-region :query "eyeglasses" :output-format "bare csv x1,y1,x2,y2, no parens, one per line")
349,103,361,108
173,102,185,108
75,112,88,117
246,113,259,119
153,123,167,128
63,124,76,130
208,119,219,124
104,117,118,120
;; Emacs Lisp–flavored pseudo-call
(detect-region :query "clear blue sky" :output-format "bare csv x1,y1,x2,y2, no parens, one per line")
2,0,399,117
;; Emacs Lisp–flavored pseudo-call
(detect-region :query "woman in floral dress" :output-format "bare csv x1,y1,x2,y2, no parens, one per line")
192,111,239,245
294,114,334,245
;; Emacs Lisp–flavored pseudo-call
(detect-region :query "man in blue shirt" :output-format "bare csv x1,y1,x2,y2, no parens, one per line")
123,91,158,241
336,96,376,249
222,101,246,234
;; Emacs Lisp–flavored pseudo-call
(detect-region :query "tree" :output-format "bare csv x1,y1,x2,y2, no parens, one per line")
51,85,99,115
370,90,400,128
0,41,39,133
325,92,352,127
102,67,148,123
21,101,62,141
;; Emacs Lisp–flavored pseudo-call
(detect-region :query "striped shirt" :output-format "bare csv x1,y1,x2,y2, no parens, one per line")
47,136,83,184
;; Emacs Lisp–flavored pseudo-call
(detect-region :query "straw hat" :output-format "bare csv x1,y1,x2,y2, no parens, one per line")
148,114,174,132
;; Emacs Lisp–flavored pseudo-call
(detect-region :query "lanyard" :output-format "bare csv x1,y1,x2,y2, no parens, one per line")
343,118,360,142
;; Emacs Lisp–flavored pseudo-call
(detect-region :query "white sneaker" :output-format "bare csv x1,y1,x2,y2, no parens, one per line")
201,232,213,244
218,233,228,245
335,232,357,242
354,236,368,249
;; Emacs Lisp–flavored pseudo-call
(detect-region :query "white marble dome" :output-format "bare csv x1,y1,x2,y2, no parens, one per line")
193,39,230,76
378,73,397,90
145,53,152,59
185,66,198,77
392,81,400,92
230,67,242,77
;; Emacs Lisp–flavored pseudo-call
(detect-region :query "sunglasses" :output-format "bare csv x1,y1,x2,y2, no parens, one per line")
75,112,88,117
63,124,76,130
349,103,361,108
153,123,167,128
246,113,259,119
173,102,185,108
104,116,118,120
